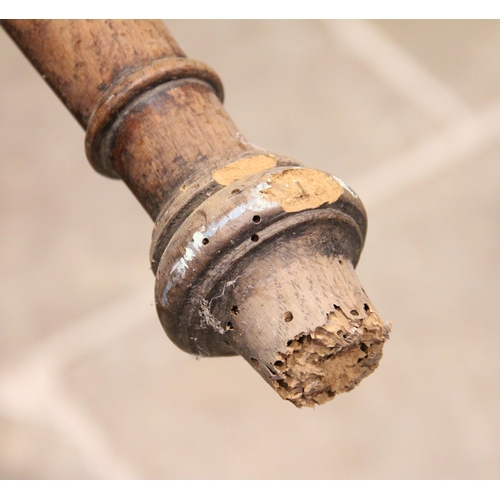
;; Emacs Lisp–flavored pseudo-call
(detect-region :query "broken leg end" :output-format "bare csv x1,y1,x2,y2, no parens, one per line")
154,165,390,406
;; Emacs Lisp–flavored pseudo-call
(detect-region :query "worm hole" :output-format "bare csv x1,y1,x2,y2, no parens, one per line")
202,238,209,245
283,311,293,322
251,234,259,242
252,215,261,224
230,305,239,316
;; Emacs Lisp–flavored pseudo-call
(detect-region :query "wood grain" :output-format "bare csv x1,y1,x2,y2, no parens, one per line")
1,20,388,407
2,20,185,127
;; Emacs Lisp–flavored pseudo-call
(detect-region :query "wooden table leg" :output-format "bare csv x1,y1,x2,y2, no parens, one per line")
2,20,389,407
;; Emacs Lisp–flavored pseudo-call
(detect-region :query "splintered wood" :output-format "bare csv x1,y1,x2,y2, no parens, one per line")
273,307,389,408
219,243,390,408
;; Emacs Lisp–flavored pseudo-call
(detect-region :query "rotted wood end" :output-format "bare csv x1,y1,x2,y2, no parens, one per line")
154,163,390,407
271,262,389,408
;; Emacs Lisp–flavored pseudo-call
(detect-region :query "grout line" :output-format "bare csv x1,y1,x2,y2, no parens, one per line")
3,94,500,475
327,20,470,124
14,285,155,370
0,377,138,479
4,98,500,475
349,99,500,210
1,21,498,473
0,285,154,479
4,88,498,473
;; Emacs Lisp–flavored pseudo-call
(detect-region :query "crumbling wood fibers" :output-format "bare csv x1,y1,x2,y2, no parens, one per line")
273,306,390,408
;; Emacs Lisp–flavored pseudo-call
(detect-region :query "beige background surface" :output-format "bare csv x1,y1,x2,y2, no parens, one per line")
0,20,499,479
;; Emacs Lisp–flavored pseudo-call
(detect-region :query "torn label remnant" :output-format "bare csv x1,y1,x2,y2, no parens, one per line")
260,168,342,212
212,154,277,186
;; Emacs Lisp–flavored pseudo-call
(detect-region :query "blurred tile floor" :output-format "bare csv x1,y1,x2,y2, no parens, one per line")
0,20,499,479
